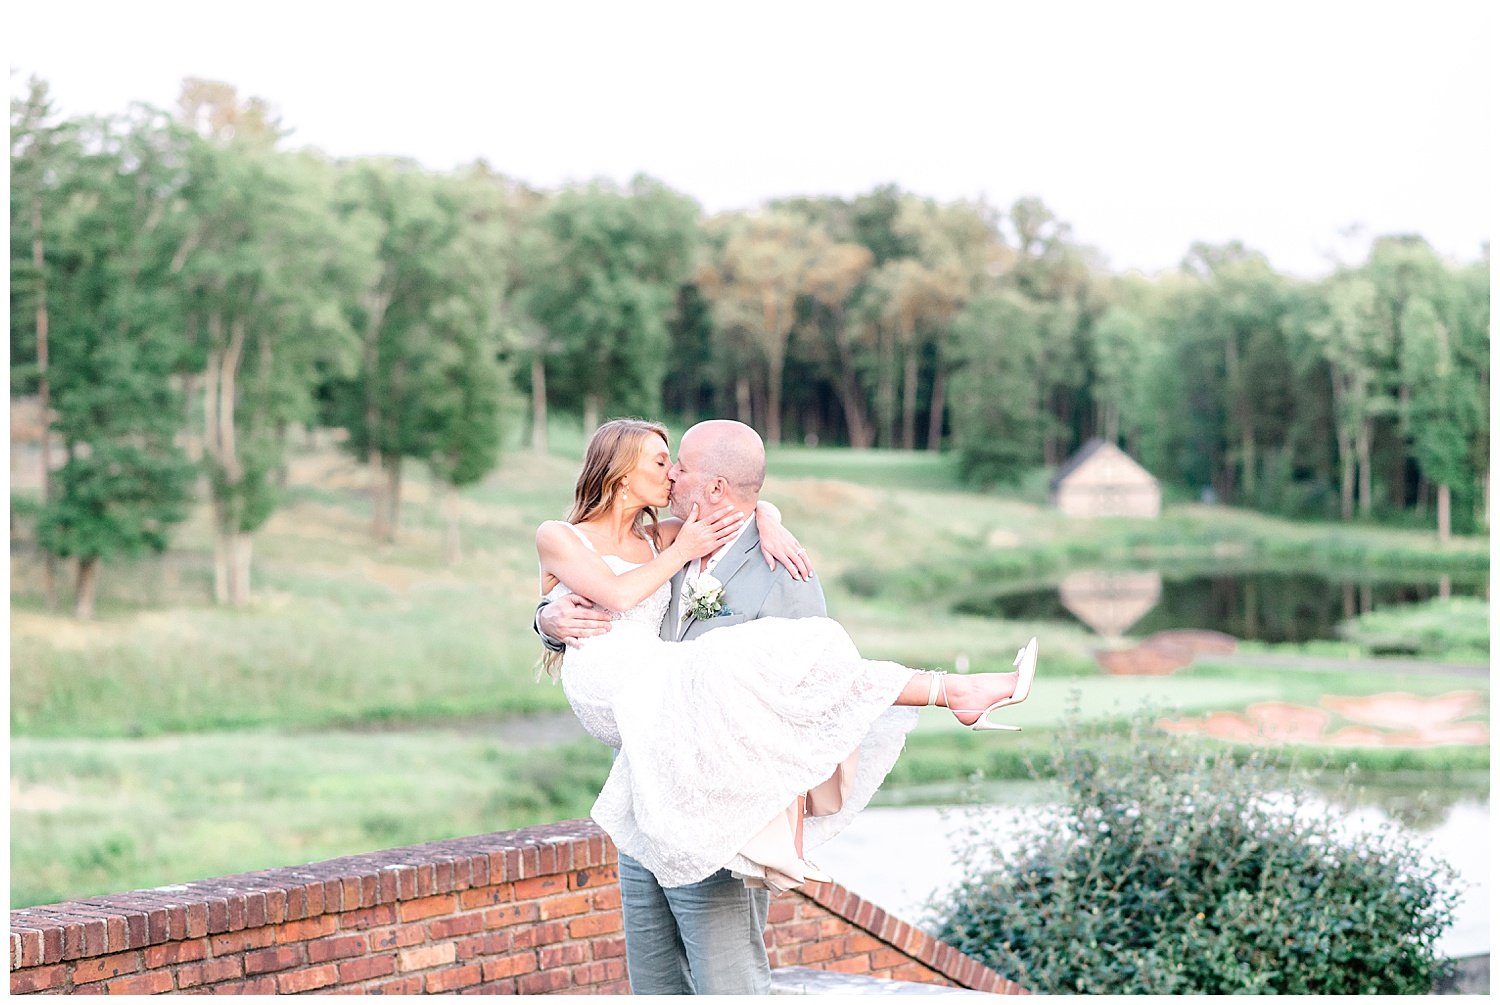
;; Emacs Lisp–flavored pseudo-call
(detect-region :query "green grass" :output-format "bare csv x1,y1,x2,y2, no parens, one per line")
8,431,1489,907
9,729,613,909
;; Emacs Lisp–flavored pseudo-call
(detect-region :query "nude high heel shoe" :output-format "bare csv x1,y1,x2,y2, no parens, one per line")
928,637,1039,732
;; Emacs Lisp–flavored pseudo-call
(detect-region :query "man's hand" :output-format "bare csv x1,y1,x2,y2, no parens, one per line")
538,593,615,648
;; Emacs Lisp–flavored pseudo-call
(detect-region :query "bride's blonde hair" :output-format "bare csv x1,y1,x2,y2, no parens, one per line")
539,417,670,679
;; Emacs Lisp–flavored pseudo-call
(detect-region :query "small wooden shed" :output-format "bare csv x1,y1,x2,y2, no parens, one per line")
1049,439,1161,518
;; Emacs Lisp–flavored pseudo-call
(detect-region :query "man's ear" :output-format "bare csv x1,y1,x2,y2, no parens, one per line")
707,477,729,502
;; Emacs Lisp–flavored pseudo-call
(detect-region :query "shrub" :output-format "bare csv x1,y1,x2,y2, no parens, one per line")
931,711,1460,994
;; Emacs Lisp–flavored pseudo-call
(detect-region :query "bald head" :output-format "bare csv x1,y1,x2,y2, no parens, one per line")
668,420,767,518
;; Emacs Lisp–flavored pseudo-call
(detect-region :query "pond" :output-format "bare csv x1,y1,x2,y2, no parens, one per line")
955,566,1487,644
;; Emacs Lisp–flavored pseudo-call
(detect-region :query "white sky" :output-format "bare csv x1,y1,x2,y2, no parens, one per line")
8,0,1493,277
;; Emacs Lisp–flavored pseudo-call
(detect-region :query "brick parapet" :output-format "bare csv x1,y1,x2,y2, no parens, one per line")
10,820,1018,995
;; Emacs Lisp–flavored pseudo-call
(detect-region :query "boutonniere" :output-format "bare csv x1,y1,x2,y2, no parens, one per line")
682,574,732,622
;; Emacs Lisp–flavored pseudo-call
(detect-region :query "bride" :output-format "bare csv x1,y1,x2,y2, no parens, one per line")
536,418,1039,893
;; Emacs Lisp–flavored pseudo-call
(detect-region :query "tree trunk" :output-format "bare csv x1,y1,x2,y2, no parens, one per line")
531,356,548,453
876,329,896,448
212,499,230,605
1338,436,1355,522
1241,427,1256,499
926,364,947,451
900,346,919,451
1356,420,1373,517
583,393,602,435
369,449,389,541
74,556,100,620
766,356,784,446
1436,482,1451,543
445,484,462,565
33,193,58,610
384,459,403,543
735,377,752,425
230,533,253,606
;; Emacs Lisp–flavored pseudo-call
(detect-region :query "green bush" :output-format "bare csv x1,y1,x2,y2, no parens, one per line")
932,712,1460,994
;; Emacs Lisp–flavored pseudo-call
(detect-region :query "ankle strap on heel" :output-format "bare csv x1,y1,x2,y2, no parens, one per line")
926,670,946,707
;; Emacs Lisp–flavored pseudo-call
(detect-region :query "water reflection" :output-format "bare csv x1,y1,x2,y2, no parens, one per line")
959,567,1485,644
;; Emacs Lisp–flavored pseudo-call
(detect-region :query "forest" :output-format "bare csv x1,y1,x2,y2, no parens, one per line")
10,76,1490,618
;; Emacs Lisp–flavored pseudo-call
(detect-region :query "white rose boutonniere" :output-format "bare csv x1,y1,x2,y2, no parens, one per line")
683,574,730,622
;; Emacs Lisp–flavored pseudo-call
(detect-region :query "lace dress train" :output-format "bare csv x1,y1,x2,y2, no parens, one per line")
551,549,917,891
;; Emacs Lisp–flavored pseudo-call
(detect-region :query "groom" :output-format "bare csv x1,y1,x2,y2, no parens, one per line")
535,418,824,995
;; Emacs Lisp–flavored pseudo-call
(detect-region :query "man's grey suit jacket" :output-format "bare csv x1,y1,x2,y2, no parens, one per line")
664,516,826,641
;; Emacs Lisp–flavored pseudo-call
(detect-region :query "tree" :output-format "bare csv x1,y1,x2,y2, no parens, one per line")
1305,275,1389,520
10,75,77,608
24,106,198,617
947,290,1050,485
176,83,372,603
519,177,698,432
323,159,495,542
698,210,835,445
801,241,877,447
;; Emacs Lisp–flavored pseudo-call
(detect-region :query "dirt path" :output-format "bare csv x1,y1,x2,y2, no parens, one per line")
1199,652,1488,678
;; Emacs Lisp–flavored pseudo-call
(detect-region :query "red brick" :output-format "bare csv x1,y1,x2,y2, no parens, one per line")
516,969,573,995
511,875,566,900
425,963,483,993
590,886,622,910
827,954,872,974
591,935,626,959
510,920,567,949
337,954,397,983
176,956,245,989
892,962,935,983
145,937,210,967
397,894,456,922
481,952,538,981
848,932,885,953
10,964,67,994
538,943,588,969
537,892,592,919
870,947,910,970
484,902,540,929
338,904,396,931
275,915,337,943
458,887,512,910
567,866,618,890
568,912,622,939
766,900,796,924
773,920,820,946
209,927,275,955
799,939,841,964
277,963,340,994
429,913,484,940
245,944,306,975
398,942,456,972
366,975,423,995
211,976,277,994
69,950,142,985
368,922,427,951
104,970,175,994
469,978,517,994
307,934,368,963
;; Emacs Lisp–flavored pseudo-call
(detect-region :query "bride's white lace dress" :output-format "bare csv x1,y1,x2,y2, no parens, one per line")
551,534,918,891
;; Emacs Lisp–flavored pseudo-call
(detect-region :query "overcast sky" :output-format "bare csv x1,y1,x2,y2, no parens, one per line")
9,0,1492,277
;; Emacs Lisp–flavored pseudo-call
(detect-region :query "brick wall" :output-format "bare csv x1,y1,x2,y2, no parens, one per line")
10,820,1021,995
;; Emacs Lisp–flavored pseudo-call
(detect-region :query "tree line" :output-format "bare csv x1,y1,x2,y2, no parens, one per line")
11,77,1489,617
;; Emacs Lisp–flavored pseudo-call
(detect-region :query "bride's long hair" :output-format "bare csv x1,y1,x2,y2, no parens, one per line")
539,417,670,679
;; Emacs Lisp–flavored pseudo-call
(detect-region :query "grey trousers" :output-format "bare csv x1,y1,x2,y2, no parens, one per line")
617,852,772,994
